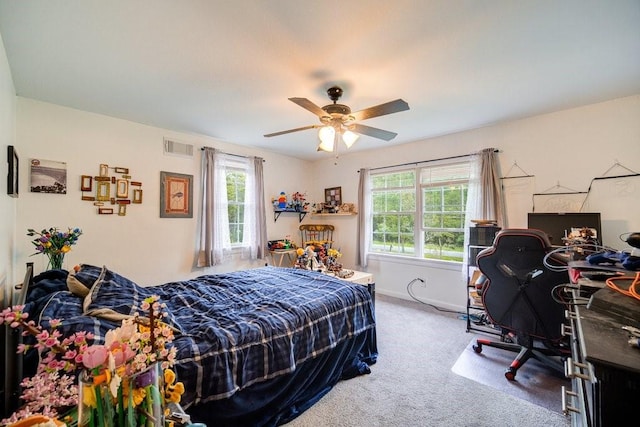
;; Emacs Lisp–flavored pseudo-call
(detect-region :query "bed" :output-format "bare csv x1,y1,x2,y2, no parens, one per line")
3,263,377,426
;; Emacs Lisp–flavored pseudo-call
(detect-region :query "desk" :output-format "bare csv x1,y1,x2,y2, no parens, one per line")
564,285,640,426
269,249,297,267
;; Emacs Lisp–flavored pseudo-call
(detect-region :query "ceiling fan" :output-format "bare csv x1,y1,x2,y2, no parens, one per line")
264,86,410,153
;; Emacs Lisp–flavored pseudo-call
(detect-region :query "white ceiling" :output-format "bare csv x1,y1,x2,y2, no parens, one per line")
1,1,639,160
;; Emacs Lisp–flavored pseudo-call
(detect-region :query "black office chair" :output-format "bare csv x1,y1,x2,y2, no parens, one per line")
472,228,570,380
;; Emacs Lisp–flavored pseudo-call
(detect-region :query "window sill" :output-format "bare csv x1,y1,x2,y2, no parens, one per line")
367,253,462,272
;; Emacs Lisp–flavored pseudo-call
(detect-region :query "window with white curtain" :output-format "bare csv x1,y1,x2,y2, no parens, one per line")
226,168,246,245
370,160,471,262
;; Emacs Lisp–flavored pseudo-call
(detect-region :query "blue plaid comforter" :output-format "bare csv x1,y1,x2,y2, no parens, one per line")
31,266,376,407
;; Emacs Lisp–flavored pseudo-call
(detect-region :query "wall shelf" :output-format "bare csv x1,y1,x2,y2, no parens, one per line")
273,210,307,222
310,212,356,217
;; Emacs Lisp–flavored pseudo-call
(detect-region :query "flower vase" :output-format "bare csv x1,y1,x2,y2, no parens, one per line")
78,363,164,427
47,252,65,270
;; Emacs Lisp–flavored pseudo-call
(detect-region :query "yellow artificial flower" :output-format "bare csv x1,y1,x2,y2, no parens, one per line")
163,369,185,403
132,387,147,406
81,383,97,408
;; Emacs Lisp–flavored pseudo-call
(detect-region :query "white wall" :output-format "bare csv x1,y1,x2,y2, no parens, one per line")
9,69,640,311
310,95,640,310
14,98,315,285
0,32,16,307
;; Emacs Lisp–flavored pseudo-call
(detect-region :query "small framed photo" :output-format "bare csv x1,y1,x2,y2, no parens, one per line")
116,179,129,198
324,186,342,207
160,171,193,218
81,175,93,192
7,145,18,197
132,189,143,204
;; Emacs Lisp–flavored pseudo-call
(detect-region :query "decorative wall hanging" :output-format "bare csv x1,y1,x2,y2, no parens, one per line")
30,158,67,194
7,145,18,197
160,171,193,218
324,187,342,209
81,164,143,216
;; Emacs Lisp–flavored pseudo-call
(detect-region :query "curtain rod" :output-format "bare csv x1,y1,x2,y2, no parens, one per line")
201,146,266,161
358,149,500,172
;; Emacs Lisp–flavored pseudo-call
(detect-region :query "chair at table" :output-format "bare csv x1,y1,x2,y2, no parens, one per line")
472,228,570,380
299,224,335,248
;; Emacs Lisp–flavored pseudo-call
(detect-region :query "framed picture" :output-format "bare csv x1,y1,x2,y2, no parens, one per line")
116,179,129,198
132,189,143,204
30,158,67,194
7,145,18,197
81,175,93,192
160,171,193,218
324,186,342,207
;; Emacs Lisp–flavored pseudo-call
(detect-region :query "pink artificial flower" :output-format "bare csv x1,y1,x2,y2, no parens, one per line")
109,342,135,367
82,344,108,369
49,319,62,328
63,349,77,360
36,330,50,341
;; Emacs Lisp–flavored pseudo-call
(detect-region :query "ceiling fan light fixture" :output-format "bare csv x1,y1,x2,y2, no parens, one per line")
317,126,335,152
342,130,359,148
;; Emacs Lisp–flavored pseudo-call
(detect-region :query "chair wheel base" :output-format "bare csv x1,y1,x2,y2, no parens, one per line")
505,368,517,381
472,344,483,353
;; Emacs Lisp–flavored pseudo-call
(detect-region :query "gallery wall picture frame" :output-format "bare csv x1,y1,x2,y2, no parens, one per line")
30,158,67,194
81,175,93,192
7,145,18,197
324,186,342,207
160,171,193,218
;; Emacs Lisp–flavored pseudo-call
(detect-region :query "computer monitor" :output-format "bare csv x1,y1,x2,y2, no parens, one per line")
527,212,602,246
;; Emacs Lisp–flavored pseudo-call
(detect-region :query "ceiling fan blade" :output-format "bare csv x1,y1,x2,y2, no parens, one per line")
264,124,319,138
351,123,398,141
289,97,329,117
351,99,409,121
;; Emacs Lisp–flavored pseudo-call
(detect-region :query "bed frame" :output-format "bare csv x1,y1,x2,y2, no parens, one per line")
1,262,34,418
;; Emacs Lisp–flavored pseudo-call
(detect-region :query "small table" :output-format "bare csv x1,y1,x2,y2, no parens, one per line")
269,249,297,267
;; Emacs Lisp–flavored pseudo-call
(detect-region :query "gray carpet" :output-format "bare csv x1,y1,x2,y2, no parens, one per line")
286,294,570,427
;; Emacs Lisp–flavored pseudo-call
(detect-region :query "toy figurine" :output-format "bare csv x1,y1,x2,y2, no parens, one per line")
278,191,287,209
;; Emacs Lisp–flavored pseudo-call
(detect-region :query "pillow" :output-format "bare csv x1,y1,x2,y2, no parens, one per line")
67,264,105,297
83,267,182,333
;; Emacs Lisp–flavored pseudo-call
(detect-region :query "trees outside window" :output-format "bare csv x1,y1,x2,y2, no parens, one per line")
370,162,470,262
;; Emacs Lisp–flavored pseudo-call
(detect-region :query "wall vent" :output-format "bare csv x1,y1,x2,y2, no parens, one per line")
163,138,194,158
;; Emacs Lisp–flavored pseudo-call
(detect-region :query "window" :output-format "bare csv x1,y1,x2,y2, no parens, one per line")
198,148,265,267
226,169,246,245
370,161,470,262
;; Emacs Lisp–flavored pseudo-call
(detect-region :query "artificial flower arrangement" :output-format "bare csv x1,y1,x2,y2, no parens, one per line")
27,227,83,270
0,295,184,426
